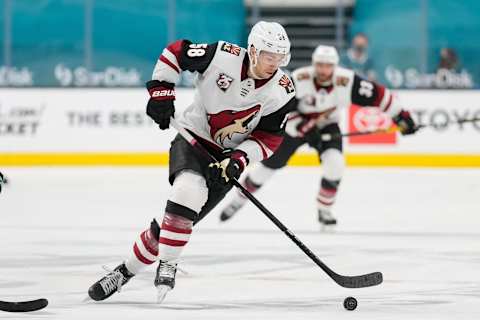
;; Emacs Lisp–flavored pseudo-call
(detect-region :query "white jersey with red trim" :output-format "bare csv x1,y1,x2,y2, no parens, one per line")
290,65,402,129
152,40,296,163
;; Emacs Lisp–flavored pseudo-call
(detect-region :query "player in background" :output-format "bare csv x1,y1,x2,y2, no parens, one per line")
0,172,5,193
88,21,296,303
219,45,417,225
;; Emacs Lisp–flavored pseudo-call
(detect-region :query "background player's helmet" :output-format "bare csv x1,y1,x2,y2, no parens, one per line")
312,45,339,65
247,21,291,67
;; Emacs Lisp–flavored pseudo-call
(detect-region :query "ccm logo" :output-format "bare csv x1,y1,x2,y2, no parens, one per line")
152,89,175,98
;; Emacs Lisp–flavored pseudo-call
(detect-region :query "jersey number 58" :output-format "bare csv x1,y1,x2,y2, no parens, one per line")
187,44,208,57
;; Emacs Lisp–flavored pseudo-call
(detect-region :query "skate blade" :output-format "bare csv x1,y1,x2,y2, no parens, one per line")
156,285,171,304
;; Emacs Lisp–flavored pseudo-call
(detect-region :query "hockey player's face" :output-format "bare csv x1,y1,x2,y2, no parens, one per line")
256,51,285,78
314,63,335,82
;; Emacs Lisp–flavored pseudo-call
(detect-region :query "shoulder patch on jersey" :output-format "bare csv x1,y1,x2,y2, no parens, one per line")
278,75,295,94
336,76,350,87
220,42,241,56
216,73,234,92
296,71,311,81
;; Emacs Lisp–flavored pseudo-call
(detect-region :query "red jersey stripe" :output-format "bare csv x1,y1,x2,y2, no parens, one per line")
160,55,180,73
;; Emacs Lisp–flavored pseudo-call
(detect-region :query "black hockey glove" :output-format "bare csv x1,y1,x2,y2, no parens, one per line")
146,80,175,130
393,110,417,135
207,150,248,187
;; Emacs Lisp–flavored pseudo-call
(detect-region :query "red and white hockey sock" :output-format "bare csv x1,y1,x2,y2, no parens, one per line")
125,172,204,274
240,176,262,196
125,219,161,274
227,176,263,210
316,179,340,211
125,210,193,274
234,164,275,202
157,211,193,262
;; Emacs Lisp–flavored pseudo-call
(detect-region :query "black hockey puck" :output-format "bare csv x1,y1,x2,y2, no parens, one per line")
343,296,357,311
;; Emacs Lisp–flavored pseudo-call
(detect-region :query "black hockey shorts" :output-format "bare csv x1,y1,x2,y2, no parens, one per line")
262,123,343,169
168,134,233,224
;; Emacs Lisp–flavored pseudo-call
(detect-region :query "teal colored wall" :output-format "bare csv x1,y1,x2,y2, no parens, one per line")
349,0,480,87
0,0,245,86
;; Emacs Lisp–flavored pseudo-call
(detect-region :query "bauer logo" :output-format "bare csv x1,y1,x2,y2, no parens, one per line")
152,90,175,98
348,105,396,144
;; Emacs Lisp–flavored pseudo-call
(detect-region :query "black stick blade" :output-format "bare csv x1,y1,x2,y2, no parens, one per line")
335,272,383,288
0,298,48,312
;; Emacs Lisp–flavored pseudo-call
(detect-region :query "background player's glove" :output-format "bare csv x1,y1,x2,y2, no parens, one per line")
285,112,322,147
146,80,175,130
393,110,417,135
207,150,248,187
296,117,321,148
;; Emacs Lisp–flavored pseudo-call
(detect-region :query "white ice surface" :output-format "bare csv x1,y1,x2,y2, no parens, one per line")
0,167,479,319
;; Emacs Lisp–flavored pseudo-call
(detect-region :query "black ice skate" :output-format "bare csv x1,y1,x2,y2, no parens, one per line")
220,200,245,222
318,208,337,226
154,260,177,303
88,263,134,301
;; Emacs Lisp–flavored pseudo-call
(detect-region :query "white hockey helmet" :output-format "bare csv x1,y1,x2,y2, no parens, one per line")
312,45,339,65
247,21,291,67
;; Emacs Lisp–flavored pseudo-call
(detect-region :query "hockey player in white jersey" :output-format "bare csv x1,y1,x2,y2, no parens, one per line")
220,45,418,225
88,21,296,302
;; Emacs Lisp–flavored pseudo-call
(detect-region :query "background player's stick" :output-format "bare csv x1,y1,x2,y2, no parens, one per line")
170,119,383,289
0,299,48,312
321,117,480,141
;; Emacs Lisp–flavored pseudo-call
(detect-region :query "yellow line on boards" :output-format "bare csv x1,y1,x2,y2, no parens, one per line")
287,153,480,167
0,153,169,166
1,153,480,167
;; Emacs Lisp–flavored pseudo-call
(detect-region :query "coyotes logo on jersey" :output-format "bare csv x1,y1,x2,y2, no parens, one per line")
208,105,261,144
278,75,294,94
221,42,241,56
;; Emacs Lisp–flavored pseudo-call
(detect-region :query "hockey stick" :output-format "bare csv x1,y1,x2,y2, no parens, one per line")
0,298,48,312
170,119,383,288
320,117,480,141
